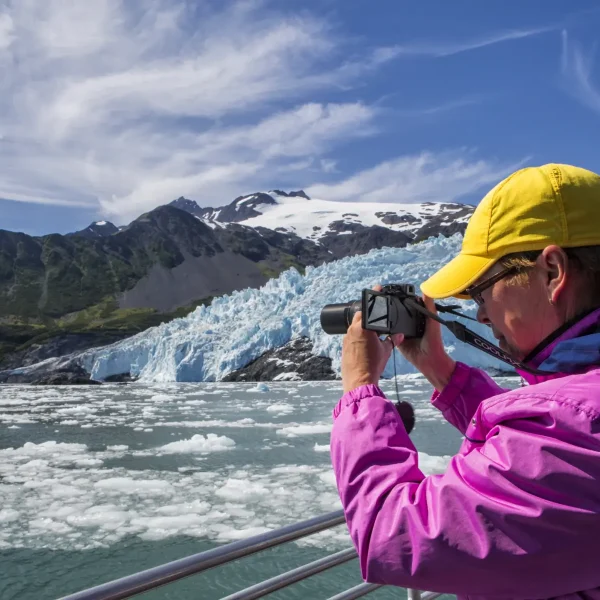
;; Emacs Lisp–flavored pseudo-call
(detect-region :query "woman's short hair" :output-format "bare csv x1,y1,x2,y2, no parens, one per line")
499,246,600,304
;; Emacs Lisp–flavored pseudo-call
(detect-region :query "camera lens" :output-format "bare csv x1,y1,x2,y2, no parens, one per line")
320,301,361,334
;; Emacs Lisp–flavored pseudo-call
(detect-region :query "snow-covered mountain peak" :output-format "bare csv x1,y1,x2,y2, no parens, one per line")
236,197,474,242
68,220,119,239
171,190,474,244
187,190,311,227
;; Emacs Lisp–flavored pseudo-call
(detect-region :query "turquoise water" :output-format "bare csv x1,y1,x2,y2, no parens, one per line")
0,378,512,599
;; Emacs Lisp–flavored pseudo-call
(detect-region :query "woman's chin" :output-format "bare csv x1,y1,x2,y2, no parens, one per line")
498,337,512,354
498,338,526,361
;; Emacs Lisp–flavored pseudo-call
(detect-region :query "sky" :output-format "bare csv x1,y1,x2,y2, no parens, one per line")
2,1,600,236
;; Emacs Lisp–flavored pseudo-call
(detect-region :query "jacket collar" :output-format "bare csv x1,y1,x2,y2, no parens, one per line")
518,307,600,385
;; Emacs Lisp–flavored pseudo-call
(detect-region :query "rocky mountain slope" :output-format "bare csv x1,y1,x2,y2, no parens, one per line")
222,337,335,382
0,190,473,370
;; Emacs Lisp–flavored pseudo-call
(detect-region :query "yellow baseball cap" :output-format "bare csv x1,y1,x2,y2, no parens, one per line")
420,163,600,299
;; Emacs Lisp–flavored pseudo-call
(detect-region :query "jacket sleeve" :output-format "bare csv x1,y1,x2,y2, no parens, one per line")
331,386,600,598
431,361,509,434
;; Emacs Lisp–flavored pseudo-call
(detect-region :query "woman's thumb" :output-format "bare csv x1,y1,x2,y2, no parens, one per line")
422,294,443,334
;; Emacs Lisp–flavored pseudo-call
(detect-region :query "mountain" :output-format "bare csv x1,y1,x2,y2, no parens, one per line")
171,190,473,261
0,205,329,368
0,205,328,320
172,190,474,245
170,190,311,224
0,190,474,370
168,197,206,219
0,235,507,385
68,220,120,239
1,192,472,323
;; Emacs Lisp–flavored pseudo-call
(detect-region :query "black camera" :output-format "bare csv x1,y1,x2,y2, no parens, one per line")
320,284,426,338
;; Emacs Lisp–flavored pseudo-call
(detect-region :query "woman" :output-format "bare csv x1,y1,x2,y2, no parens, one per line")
331,163,600,599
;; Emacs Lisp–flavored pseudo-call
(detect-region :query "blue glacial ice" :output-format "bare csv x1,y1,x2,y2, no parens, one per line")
82,234,506,382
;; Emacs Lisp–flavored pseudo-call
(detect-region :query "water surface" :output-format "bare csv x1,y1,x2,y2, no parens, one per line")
1,378,517,599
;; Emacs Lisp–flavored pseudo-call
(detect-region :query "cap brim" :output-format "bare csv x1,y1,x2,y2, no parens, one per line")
420,253,496,299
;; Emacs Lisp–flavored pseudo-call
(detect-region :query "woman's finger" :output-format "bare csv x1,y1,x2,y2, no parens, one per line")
391,333,405,346
350,310,362,330
380,335,394,354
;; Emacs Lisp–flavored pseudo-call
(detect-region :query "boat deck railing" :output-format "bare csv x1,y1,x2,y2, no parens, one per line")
58,509,444,600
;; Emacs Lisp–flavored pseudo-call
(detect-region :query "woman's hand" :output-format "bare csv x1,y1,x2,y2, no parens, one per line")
340,286,456,395
392,294,456,392
341,310,393,394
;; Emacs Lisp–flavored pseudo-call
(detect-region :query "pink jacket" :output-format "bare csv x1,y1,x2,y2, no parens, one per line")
330,308,600,599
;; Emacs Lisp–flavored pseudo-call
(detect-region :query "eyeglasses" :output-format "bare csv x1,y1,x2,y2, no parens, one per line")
464,267,518,306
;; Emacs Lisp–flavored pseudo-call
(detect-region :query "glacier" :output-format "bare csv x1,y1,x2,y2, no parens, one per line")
82,234,507,382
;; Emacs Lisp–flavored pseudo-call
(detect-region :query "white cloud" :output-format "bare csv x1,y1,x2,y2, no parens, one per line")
18,0,125,58
320,159,338,173
0,1,381,220
0,1,536,223
307,151,525,204
379,27,551,60
560,30,600,113
394,97,483,117
0,11,14,49
38,16,335,138
193,103,376,161
95,102,378,217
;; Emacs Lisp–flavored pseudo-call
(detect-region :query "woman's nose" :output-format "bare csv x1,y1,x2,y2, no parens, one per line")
476,304,489,325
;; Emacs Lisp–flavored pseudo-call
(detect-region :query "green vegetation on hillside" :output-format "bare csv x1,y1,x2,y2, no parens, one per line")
257,256,305,280
0,297,213,368
0,208,213,319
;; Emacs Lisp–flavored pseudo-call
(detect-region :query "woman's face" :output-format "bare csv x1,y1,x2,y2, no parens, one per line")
473,261,562,361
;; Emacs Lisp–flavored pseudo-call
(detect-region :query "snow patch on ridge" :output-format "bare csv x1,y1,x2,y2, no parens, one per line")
234,194,471,241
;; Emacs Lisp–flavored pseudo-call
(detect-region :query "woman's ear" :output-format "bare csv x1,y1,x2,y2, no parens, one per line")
540,245,569,305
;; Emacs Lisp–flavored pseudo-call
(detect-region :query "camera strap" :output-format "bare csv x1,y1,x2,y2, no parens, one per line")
405,299,554,376
433,303,479,322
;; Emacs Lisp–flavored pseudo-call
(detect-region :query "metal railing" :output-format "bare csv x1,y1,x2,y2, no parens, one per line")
58,509,444,600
